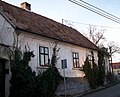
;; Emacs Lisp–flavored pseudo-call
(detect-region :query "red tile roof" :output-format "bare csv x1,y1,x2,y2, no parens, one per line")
112,62,120,69
0,1,99,50
112,62,120,66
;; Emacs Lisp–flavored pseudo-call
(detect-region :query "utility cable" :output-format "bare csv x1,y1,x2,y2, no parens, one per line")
69,0,120,23
63,19,120,29
79,0,120,20
69,0,120,24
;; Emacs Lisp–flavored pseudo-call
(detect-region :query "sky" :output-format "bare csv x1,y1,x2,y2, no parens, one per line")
2,0,120,62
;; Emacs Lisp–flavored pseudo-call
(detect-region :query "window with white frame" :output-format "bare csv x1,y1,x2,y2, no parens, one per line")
73,52,80,68
39,46,49,66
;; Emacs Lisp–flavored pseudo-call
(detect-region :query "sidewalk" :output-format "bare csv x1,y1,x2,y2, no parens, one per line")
57,82,120,97
71,82,120,97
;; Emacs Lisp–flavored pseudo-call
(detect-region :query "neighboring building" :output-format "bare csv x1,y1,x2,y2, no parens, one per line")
0,1,99,97
112,62,120,75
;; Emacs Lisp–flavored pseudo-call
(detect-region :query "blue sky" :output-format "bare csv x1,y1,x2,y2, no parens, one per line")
2,0,120,62
3,0,120,25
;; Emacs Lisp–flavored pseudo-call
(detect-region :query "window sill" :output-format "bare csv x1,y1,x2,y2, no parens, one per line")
72,67,83,70
37,66,49,69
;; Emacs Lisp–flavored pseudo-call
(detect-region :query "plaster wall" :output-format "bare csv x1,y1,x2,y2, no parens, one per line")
18,32,98,77
0,13,99,97
0,14,15,47
0,14,15,97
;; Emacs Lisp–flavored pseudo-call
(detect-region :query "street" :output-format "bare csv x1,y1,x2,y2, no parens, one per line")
80,83,120,97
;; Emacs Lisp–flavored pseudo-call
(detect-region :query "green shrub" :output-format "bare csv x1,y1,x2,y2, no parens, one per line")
9,49,36,97
106,72,114,84
36,43,62,97
83,57,99,89
98,48,106,86
9,44,62,97
36,67,62,97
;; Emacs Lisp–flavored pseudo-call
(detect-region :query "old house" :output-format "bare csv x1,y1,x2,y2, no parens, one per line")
0,1,99,97
112,62,120,75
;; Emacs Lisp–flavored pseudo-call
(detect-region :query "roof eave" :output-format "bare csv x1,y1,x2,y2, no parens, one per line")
15,27,99,51
0,10,16,29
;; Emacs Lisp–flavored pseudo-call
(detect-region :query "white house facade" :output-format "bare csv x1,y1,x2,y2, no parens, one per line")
0,10,15,97
0,1,99,97
18,31,98,77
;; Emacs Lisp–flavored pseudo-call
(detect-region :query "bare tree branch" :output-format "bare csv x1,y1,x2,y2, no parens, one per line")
108,41,120,55
85,25,106,46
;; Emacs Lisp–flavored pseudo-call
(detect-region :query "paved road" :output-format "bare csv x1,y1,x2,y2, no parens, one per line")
80,83,120,97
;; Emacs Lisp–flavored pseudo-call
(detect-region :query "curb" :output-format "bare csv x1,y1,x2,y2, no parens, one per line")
72,82,120,97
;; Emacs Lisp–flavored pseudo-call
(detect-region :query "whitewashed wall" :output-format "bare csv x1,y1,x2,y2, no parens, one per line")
0,13,15,97
0,13,98,97
0,12,97,77
18,31,98,77
0,14,15,47
0,13,98,78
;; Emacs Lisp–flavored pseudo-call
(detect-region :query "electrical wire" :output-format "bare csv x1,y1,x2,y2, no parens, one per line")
69,0,120,24
63,19,120,29
79,0,120,20
69,0,120,23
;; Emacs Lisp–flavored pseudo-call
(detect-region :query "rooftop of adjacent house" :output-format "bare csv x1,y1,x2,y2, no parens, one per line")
0,0,99,50
113,62,120,66
112,62,120,69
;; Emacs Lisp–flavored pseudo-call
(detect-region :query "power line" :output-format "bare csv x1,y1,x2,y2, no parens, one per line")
69,0,120,24
79,0,120,20
63,19,120,29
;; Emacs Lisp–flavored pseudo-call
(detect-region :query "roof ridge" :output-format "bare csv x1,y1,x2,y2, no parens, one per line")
0,0,99,51
1,0,78,30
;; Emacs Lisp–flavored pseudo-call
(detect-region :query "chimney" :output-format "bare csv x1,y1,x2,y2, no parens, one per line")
20,2,31,11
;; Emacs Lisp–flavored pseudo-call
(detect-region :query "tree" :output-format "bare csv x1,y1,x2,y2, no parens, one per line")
50,43,60,67
84,25,120,84
35,43,62,97
84,25,106,46
82,51,100,89
98,47,106,85
107,41,120,82
83,57,92,88
9,49,36,97
9,44,62,97
108,41,120,55
83,57,99,89
85,25,120,55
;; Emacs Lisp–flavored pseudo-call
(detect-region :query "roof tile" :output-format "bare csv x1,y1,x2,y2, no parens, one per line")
0,1,99,50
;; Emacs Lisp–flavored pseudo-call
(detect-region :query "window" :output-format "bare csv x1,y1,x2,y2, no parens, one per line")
88,54,93,65
39,46,49,66
73,52,80,68
88,55,92,62
87,51,94,65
